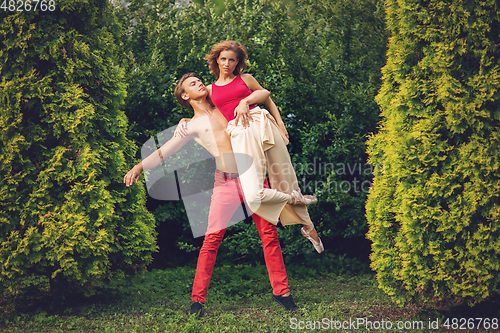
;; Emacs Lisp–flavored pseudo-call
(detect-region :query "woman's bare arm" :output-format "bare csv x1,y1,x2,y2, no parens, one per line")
235,74,271,127
263,96,289,139
240,74,288,138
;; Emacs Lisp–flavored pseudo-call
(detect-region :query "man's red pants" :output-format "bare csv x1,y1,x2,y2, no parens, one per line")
191,170,289,303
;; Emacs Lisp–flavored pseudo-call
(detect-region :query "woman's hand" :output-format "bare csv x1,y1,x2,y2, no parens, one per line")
174,118,191,137
123,163,143,187
277,120,289,140
234,99,251,127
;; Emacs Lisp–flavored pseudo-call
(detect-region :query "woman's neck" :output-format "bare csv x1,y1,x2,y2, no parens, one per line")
217,73,236,84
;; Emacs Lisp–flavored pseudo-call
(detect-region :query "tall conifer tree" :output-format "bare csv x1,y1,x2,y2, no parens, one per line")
366,0,500,304
0,0,157,296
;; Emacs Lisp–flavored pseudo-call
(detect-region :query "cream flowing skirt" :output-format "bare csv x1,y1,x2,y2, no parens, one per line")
227,107,313,227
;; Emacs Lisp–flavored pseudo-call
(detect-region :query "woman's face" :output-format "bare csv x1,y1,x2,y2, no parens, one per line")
217,50,239,76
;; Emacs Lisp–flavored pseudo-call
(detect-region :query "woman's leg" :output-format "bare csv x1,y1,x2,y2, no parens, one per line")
229,108,322,250
263,121,322,247
230,112,295,224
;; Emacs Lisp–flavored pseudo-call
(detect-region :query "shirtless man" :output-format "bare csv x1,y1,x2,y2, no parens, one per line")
123,73,300,316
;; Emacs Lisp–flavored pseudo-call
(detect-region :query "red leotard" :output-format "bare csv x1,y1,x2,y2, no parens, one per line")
211,75,256,121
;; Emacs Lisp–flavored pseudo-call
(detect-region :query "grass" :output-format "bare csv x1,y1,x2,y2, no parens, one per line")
1,261,499,332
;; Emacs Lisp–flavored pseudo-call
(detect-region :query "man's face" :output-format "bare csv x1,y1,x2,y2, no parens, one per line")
182,76,208,102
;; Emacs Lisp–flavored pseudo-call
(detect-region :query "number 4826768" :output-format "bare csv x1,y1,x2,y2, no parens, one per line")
1,0,56,11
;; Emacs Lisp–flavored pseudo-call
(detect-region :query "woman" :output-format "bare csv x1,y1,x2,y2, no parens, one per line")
205,40,323,252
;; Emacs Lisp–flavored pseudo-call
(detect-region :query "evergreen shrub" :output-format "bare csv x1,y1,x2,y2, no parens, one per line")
0,0,157,297
366,0,500,304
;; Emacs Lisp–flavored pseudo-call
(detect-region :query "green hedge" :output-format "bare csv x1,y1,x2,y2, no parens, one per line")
0,0,157,297
366,0,500,305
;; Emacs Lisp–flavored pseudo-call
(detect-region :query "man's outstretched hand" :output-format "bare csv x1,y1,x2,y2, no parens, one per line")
123,164,143,187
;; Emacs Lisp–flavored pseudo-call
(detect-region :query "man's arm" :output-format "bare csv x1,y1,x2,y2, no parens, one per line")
124,131,194,187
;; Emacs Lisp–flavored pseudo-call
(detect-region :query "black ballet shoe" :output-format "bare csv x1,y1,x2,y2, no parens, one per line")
272,294,299,311
188,301,203,318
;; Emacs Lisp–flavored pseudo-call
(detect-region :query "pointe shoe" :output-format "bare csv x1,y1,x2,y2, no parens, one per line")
301,226,324,253
288,190,318,205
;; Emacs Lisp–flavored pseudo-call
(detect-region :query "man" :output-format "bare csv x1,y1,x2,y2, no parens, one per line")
124,73,298,316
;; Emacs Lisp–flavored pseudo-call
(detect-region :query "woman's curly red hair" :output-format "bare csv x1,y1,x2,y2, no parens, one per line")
205,40,248,79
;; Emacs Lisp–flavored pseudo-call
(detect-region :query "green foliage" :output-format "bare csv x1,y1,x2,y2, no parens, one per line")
2,265,500,332
366,0,500,305
117,0,387,260
0,1,157,298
